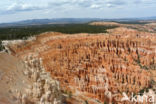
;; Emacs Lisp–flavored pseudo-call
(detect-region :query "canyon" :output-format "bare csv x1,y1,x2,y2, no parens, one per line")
0,23,156,104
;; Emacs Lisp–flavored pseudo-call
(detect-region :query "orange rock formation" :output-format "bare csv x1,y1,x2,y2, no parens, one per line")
3,28,156,103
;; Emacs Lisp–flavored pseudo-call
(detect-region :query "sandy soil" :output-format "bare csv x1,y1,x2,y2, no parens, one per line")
0,52,31,104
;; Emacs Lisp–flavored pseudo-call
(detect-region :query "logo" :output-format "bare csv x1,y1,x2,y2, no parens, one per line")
121,92,155,103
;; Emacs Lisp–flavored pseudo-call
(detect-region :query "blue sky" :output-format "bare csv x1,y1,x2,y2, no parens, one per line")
0,0,156,23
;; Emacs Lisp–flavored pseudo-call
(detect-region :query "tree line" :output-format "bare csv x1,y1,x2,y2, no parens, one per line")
0,24,117,50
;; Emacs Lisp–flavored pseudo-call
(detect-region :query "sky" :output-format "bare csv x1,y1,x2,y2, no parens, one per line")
0,0,156,23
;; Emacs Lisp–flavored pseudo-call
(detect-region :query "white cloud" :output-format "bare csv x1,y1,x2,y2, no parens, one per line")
0,0,156,16
106,3,113,8
90,4,101,9
3,3,46,14
1,1,78,14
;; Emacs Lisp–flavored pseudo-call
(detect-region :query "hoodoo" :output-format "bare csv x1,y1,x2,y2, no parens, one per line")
2,27,156,103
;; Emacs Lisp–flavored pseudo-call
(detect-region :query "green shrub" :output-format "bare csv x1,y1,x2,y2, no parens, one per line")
85,100,88,104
